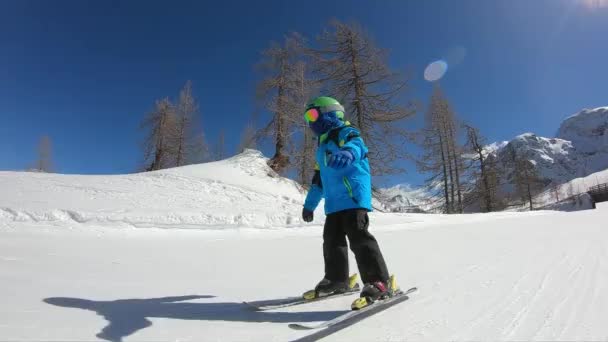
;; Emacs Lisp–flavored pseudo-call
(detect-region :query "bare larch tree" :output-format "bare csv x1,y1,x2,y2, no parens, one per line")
142,98,177,171
257,33,308,174
416,86,463,213
174,80,206,166
238,122,258,153
464,124,500,212
288,61,318,185
416,89,451,212
34,135,53,172
215,130,226,161
313,20,415,176
505,144,543,210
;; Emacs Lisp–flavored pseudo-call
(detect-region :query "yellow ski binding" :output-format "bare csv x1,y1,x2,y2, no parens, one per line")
303,273,360,300
351,296,370,310
351,275,399,310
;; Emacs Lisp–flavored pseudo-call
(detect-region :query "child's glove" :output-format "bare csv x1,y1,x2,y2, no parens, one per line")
328,150,354,169
302,208,314,222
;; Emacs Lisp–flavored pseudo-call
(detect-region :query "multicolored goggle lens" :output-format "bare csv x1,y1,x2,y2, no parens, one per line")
304,108,320,123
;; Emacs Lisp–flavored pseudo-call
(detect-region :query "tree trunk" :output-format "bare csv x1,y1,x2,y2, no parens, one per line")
452,136,463,213
478,150,492,212
347,34,366,134
446,139,455,214
269,59,290,173
176,122,185,166
438,131,451,212
527,182,533,210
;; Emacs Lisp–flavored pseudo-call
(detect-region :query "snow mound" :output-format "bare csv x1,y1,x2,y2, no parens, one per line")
0,149,311,229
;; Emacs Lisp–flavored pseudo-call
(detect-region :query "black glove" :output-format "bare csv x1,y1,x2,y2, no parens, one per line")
302,208,314,222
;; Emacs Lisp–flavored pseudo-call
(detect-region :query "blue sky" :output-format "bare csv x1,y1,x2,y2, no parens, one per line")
1,0,607,186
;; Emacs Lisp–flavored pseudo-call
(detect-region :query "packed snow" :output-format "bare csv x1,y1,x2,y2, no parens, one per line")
2,150,608,341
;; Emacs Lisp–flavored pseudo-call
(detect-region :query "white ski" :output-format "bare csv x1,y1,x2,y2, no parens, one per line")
288,287,417,330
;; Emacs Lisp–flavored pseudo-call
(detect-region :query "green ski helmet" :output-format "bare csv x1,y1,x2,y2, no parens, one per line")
304,96,345,123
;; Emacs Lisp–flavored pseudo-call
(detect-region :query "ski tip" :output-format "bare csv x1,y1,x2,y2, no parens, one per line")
242,302,263,311
288,323,314,330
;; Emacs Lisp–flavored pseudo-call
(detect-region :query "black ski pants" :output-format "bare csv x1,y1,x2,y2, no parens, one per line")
323,208,389,284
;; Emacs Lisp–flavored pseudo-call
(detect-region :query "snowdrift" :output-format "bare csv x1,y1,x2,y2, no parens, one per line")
0,150,315,229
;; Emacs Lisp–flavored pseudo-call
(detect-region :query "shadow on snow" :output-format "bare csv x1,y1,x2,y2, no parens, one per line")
44,295,345,342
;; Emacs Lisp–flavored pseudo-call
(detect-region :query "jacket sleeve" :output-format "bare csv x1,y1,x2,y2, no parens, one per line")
304,165,324,211
341,128,368,161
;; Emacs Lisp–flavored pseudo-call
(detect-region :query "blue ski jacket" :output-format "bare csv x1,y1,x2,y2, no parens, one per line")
304,124,372,214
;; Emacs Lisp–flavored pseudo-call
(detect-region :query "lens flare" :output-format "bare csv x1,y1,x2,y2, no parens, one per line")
580,0,608,9
424,60,448,82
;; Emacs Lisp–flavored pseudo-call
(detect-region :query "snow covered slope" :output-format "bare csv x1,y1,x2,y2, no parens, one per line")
2,149,608,341
534,168,608,210
0,149,314,229
1,206,607,341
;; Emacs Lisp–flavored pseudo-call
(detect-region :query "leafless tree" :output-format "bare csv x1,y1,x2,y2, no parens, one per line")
215,130,226,161
34,135,53,172
188,132,210,164
288,61,318,185
550,183,561,203
238,122,258,153
464,124,500,212
505,145,543,210
256,33,309,173
416,86,463,213
174,80,207,166
313,20,415,176
567,182,575,198
142,98,177,171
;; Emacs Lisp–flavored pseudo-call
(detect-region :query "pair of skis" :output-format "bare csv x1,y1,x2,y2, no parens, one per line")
244,286,417,330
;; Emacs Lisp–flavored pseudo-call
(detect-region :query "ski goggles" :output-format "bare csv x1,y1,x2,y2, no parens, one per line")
304,104,345,123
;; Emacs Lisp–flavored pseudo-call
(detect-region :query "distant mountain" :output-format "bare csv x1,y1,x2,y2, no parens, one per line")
374,184,432,213
556,107,608,175
491,107,608,187
493,133,582,186
380,107,608,213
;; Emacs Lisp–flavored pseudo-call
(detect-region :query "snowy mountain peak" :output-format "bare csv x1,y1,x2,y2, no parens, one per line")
557,106,608,154
484,141,508,155
515,132,536,140
562,106,608,122
375,184,431,213
485,106,608,190
496,133,579,185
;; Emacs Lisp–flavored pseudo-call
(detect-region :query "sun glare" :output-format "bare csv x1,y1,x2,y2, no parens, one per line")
580,0,608,9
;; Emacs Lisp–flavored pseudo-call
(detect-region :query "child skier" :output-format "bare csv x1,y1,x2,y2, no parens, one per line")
301,96,398,309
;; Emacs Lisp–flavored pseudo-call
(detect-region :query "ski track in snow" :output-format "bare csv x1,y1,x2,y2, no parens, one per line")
1,204,608,341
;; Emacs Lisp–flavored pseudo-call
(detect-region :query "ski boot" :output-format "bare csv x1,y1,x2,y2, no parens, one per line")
351,274,400,310
303,273,360,300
